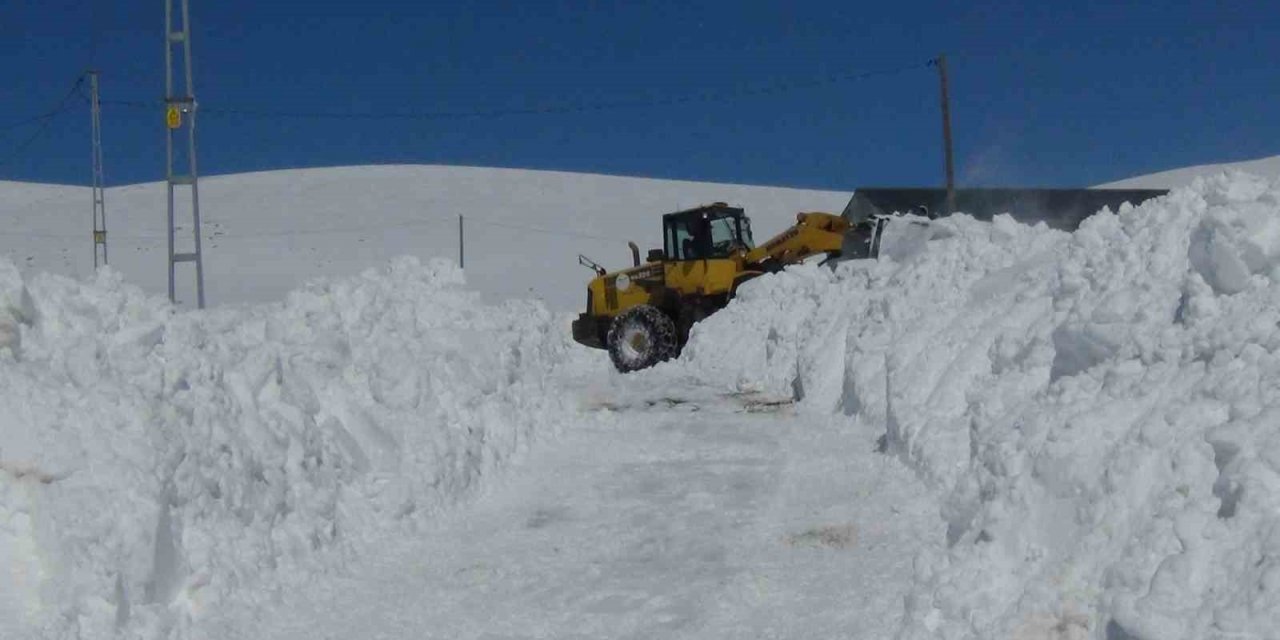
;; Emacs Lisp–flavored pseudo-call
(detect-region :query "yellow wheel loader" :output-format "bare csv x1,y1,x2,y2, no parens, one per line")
572,202,867,372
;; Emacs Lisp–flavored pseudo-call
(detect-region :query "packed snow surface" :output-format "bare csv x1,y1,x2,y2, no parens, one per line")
199,383,940,640
7,166,1280,639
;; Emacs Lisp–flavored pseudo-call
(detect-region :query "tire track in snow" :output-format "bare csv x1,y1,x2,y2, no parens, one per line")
198,385,940,639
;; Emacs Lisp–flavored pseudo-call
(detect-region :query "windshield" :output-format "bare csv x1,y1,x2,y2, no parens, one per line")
708,214,753,254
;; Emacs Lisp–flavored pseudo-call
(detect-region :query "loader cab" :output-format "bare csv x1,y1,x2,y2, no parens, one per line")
661,203,754,261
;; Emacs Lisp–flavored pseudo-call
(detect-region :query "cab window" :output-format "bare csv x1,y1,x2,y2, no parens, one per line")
707,214,753,255
708,216,737,253
665,216,699,260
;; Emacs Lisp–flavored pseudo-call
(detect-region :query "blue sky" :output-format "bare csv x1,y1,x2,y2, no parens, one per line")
0,1,1274,189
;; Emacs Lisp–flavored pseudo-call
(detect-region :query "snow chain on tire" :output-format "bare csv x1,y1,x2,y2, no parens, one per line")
606,304,678,373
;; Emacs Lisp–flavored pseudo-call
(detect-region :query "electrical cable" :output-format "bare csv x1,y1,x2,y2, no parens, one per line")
97,61,931,122
0,210,635,244
0,75,87,167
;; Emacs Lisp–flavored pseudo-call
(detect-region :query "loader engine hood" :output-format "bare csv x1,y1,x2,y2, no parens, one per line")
600,262,665,293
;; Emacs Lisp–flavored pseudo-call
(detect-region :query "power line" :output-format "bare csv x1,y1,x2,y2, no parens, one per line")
0,111,67,135
0,211,635,244
472,218,632,243
98,61,931,122
0,76,87,167
198,214,455,238
0,76,87,134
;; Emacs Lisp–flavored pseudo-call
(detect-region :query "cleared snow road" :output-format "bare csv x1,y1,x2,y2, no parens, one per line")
202,383,941,639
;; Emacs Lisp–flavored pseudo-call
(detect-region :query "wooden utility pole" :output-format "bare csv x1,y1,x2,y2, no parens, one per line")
934,54,957,215
458,214,465,269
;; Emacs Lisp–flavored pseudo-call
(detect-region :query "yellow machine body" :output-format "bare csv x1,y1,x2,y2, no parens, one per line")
572,203,850,353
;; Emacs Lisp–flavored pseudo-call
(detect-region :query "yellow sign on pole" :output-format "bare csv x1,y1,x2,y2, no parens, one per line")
166,106,182,129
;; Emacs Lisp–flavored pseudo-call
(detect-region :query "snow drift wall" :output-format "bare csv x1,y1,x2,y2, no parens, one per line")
678,172,1280,639
0,257,579,639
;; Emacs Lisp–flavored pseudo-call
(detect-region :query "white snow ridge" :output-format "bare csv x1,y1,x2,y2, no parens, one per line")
675,171,1280,639
0,257,579,638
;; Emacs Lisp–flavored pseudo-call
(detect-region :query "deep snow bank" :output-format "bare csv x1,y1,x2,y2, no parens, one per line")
0,257,580,638
676,172,1280,639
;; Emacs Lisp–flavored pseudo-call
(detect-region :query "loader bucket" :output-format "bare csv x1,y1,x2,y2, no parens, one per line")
841,187,1169,230
837,187,1170,260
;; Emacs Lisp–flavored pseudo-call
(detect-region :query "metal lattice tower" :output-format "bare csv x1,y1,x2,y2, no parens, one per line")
88,71,108,268
165,0,205,308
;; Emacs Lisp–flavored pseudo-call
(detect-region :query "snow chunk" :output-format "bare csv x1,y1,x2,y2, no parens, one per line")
1188,172,1280,294
0,260,33,356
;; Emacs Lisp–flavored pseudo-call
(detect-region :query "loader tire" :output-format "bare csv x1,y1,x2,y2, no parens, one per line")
607,305,678,373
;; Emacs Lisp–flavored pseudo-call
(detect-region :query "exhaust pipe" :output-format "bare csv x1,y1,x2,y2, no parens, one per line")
628,242,640,267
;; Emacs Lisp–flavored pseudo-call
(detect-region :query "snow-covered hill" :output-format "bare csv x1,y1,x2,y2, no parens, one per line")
1099,154,1280,188
0,166,848,311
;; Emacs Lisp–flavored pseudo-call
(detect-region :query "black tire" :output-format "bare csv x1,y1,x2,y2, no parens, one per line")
606,305,678,373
